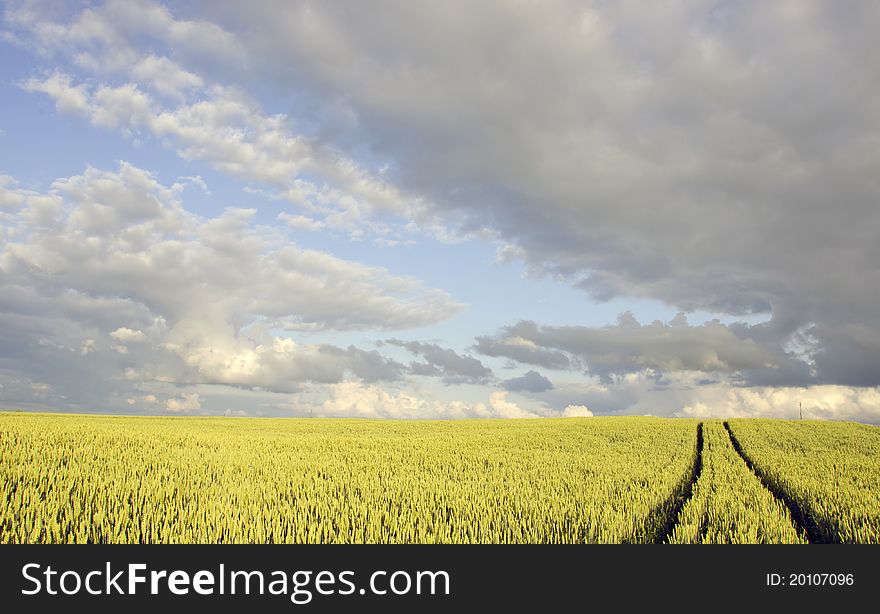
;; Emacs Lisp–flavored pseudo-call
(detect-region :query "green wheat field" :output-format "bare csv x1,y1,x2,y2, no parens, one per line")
2,413,878,544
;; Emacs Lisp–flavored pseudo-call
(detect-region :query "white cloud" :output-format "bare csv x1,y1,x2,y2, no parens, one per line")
165,392,200,413
162,334,404,393
90,83,153,132
131,54,203,100
3,162,460,333
5,0,245,71
677,385,880,424
0,175,25,208
294,382,537,419
176,175,210,195
22,67,440,241
486,390,538,419
0,163,460,408
527,370,880,424
110,327,147,342
80,339,96,355
278,212,325,232
562,404,593,418
10,0,443,243
22,72,89,114
101,0,246,64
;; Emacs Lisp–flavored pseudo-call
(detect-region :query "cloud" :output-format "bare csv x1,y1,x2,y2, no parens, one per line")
676,385,880,424
165,392,200,413
473,334,573,371
21,72,90,114
5,0,246,71
10,0,442,243
158,335,405,393
385,339,493,384
502,370,880,424
485,390,539,419
22,66,443,241
808,323,880,387
562,404,593,418
0,163,457,409
3,162,460,332
130,54,203,100
187,1,880,387
278,212,325,232
110,327,147,342
479,313,814,385
501,370,553,393
126,394,158,407
521,374,646,415
177,175,210,195
5,2,880,420
103,0,246,64
292,382,537,419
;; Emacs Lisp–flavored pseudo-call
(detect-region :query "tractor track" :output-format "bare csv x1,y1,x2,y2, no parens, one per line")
723,421,822,544
654,422,703,544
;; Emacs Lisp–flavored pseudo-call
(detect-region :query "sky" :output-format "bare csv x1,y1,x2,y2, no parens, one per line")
1,0,879,423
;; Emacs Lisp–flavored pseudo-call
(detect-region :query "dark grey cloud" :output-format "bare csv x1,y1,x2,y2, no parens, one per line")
473,335,573,371
479,313,817,386
501,370,553,393
809,324,880,388
316,345,404,383
203,0,880,387
384,339,493,385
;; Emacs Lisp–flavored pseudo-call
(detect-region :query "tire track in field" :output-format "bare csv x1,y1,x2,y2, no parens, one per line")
654,422,703,544
722,421,822,544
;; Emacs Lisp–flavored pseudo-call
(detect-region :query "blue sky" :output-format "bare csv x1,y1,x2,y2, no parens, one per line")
1,1,879,422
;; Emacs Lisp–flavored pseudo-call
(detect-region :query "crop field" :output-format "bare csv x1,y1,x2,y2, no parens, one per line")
669,422,807,544
726,419,880,543
1,412,878,544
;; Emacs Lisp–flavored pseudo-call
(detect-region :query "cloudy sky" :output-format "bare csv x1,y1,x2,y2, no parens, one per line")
1,0,879,422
